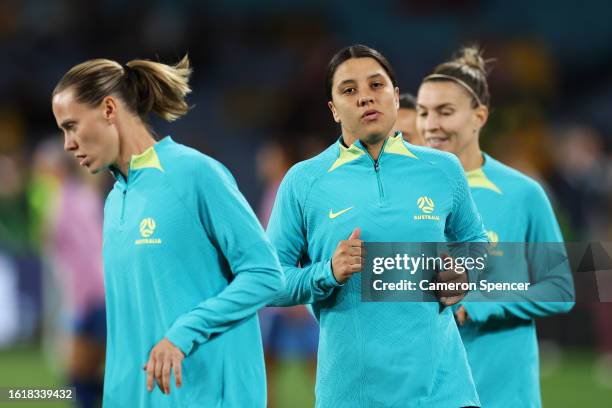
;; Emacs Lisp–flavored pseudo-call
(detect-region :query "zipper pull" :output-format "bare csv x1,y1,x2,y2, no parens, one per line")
374,161,380,171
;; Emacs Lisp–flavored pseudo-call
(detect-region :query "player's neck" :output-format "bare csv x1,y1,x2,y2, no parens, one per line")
115,119,157,176
364,138,386,161
342,129,392,162
458,144,484,172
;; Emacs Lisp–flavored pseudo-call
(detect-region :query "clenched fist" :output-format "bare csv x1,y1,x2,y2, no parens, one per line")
331,227,364,284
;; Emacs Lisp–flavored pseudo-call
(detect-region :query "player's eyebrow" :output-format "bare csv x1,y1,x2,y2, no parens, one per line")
417,103,454,110
337,73,387,88
59,119,76,130
337,79,357,88
367,73,385,81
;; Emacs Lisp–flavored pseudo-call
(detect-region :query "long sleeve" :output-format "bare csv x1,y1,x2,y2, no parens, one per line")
266,166,340,307
463,182,575,323
165,160,285,355
444,157,489,281
444,160,488,244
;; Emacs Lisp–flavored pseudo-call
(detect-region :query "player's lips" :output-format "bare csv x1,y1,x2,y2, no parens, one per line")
75,154,89,166
361,109,381,122
426,136,450,149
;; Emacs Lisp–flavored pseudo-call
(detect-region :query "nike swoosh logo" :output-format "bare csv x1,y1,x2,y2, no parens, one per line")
329,206,354,219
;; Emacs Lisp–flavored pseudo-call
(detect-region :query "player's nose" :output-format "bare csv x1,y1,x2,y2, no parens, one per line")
64,134,77,152
424,114,441,132
358,94,374,107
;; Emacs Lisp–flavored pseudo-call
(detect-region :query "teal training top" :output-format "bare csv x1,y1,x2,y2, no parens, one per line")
102,137,284,407
267,134,488,408
457,153,575,408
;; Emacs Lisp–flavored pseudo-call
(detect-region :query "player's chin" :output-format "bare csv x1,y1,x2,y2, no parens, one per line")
88,162,103,174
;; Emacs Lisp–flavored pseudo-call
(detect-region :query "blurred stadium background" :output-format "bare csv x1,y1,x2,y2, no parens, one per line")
0,1,611,407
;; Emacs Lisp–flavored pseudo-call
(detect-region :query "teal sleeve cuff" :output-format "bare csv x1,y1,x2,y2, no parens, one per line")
461,301,504,324
320,259,343,289
165,320,198,357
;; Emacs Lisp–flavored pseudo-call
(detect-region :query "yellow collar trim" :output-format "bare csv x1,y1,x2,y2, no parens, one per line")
466,168,501,194
130,146,164,172
383,134,418,158
328,142,365,172
328,134,418,172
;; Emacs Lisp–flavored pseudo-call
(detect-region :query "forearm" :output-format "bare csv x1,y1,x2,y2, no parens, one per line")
462,276,575,322
269,259,339,306
165,242,284,355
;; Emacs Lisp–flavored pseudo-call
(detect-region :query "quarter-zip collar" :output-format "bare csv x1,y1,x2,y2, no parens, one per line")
109,136,171,187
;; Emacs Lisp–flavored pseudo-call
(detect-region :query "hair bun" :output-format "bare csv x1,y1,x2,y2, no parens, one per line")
453,46,488,74
427,45,492,107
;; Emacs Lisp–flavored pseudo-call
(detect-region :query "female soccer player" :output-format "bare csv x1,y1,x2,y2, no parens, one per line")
267,44,488,407
416,46,575,407
51,56,285,407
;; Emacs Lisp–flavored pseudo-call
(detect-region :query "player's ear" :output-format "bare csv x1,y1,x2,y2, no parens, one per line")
474,105,489,128
328,101,341,124
394,87,400,110
101,95,118,124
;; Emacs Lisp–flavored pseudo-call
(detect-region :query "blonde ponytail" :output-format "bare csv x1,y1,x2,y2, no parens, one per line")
53,55,192,122
124,55,192,121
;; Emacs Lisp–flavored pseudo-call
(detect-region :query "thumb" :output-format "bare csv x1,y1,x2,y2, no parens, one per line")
348,227,361,240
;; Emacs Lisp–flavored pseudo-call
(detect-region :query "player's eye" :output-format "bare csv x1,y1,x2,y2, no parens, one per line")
342,87,355,95
371,82,383,89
